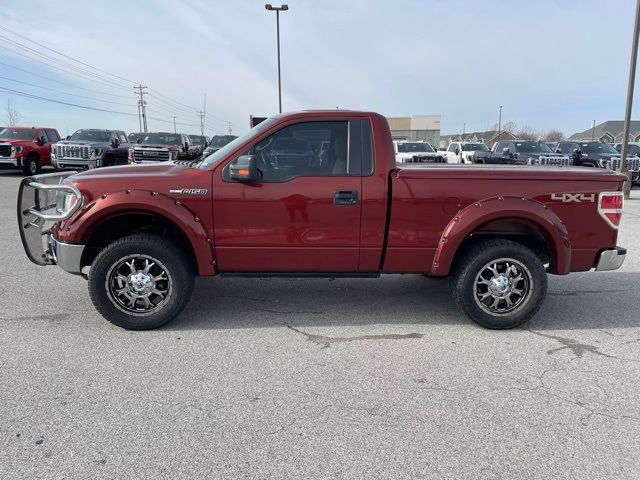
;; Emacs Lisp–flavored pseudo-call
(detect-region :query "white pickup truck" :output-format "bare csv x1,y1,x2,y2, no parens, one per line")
393,140,443,164
438,141,491,164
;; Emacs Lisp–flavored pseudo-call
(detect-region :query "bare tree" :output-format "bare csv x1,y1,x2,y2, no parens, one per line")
490,120,518,133
542,129,564,142
515,125,540,140
3,99,22,126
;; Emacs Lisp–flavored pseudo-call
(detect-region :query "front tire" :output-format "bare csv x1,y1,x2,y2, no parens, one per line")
88,234,194,330
23,154,40,175
450,239,547,329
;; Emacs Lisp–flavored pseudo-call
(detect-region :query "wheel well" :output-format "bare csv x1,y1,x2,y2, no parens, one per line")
27,151,39,160
81,213,199,274
451,219,554,273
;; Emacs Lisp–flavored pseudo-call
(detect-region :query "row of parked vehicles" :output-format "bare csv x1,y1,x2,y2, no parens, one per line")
392,139,640,183
0,126,237,174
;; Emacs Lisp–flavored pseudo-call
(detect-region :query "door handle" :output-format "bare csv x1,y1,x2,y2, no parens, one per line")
333,190,358,205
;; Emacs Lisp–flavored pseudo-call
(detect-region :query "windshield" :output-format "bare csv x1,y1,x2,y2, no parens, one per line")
397,142,434,153
142,133,182,145
199,118,278,168
209,135,237,148
0,128,33,139
515,142,553,154
190,135,207,146
461,143,489,152
70,130,111,142
579,142,619,154
128,132,144,142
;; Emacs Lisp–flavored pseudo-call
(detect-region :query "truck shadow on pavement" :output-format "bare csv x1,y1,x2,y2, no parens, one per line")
166,271,640,332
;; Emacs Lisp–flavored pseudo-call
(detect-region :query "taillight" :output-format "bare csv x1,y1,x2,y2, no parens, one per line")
598,192,624,229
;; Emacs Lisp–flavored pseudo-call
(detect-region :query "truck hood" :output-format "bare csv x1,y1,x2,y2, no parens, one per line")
65,163,211,202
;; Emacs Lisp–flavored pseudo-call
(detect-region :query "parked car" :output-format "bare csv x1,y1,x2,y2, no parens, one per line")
203,135,238,158
189,135,209,157
394,140,444,163
128,132,146,143
128,132,194,163
439,142,490,164
614,142,640,156
18,110,626,332
471,149,519,165
612,142,640,184
555,141,640,183
492,140,572,166
0,126,61,174
52,129,130,170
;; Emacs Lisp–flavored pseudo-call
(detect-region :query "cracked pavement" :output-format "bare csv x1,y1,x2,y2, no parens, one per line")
1,171,639,479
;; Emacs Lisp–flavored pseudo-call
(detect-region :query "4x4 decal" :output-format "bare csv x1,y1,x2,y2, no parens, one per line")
551,193,596,203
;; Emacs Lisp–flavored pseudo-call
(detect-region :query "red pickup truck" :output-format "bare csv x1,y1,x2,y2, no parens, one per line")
18,110,626,330
1,126,61,174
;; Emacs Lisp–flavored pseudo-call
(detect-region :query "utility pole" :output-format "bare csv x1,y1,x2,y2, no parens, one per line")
619,0,640,199
498,105,503,136
591,120,596,141
265,4,289,113
198,110,205,136
173,116,177,134
227,122,233,135
463,123,466,135
134,85,148,132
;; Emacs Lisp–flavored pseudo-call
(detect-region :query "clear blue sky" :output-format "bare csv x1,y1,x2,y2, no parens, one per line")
1,0,638,137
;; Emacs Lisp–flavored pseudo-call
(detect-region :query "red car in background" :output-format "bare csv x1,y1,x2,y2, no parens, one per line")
0,126,61,174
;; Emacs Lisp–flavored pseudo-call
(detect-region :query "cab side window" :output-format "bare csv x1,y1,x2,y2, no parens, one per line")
448,143,458,152
225,121,351,182
46,129,60,142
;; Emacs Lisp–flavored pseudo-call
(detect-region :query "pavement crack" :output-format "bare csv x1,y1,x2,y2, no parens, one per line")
284,324,423,348
260,309,325,315
529,330,617,359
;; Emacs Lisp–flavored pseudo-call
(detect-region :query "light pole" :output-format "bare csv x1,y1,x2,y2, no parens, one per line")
498,105,503,136
618,0,640,199
265,4,288,113
591,120,596,141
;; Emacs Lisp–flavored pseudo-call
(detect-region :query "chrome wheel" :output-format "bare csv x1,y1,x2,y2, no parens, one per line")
474,258,531,315
106,255,172,315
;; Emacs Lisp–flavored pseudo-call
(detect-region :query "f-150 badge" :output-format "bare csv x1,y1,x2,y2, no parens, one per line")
551,193,595,203
169,188,208,196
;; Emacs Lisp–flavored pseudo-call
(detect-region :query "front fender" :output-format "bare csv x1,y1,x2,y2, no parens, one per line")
430,196,571,276
54,190,215,275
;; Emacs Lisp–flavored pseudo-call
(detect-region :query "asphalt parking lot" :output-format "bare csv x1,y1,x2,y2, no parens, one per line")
1,169,639,479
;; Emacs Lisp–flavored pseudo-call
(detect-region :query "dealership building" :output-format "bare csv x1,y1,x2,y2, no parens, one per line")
386,115,441,145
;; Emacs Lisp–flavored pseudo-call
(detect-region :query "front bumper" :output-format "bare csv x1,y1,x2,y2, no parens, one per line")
0,157,21,167
17,171,83,270
52,158,99,169
50,236,85,273
595,247,626,271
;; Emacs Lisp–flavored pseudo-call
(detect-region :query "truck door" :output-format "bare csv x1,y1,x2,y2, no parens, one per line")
212,120,365,272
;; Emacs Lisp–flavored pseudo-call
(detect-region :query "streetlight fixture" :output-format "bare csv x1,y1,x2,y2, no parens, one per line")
265,4,289,114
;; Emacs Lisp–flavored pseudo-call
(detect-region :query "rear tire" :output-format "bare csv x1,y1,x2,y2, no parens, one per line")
23,154,40,175
88,234,194,330
450,239,547,329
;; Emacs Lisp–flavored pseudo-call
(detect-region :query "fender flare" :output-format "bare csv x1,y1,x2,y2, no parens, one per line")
58,190,215,275
430,196,571,276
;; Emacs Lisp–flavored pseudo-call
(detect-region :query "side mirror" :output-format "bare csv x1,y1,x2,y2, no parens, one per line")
137,138,142,144
183,142,189,152
454,148,460,155
573,148,582,156
66,135,71,140
230,155,258,182
555,147,562,153
112,138,120,148
36,136,46,146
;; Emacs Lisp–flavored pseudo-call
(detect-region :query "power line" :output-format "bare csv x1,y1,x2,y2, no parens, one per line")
0,25,138,86
0,59,133,98
0,86,138,116
0,75,133,106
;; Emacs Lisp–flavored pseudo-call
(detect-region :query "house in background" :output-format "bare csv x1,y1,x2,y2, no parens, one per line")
569,121,640,143
439,130,516,149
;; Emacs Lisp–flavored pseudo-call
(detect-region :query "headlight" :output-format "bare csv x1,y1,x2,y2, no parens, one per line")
90,148,103,158
11,146,24,157
598,159,607,168
55,191,80,216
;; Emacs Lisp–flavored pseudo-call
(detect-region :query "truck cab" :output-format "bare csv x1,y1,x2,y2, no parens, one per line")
0,126,61,174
